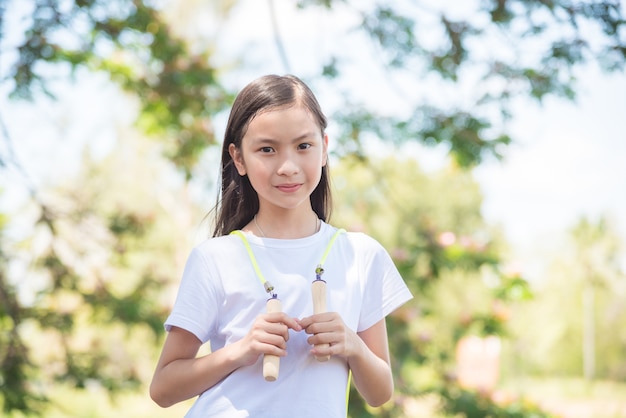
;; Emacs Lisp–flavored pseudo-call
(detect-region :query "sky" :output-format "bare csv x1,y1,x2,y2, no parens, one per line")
211,0,626,280
1,0,625,282
474,68,626,278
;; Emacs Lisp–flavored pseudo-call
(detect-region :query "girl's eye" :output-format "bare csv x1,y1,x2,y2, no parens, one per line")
260,146,274,153
298,143,312,150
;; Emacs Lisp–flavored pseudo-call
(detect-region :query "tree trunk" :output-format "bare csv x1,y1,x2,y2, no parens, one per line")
582,281,595,380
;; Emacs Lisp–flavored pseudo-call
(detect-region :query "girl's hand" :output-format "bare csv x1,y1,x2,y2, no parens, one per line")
234,312,302,367
299,312,357,359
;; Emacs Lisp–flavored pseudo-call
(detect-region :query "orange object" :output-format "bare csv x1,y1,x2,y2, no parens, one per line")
263,297,282,381
311,279,330,361
455,335,501,392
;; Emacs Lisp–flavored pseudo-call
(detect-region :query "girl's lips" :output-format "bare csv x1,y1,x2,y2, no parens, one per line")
276,183,301,193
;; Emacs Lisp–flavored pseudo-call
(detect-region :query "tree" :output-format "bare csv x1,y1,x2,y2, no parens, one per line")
1,0,232,177
570,217,625,380
509,216,626,380
2,1,624,171
0,208,46,413
332,156,539,417
0,131,200,415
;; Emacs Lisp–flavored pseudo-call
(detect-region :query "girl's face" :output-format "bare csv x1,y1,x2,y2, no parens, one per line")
229,104,328,215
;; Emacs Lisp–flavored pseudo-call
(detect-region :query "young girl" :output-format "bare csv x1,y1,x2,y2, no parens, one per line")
150,74,412,417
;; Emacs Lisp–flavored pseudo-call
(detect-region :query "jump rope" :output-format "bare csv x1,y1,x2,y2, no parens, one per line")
230,226,352,409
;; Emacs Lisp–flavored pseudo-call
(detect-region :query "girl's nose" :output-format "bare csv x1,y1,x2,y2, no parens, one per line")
276,154,299,176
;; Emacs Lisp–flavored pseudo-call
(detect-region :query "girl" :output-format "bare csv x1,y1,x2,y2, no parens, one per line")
150,74,412,417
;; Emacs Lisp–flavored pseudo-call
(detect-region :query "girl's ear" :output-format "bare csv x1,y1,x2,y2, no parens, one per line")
322,134,329,167
229,143,247,176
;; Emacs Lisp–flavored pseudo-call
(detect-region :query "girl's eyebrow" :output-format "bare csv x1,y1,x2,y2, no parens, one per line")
252,132,318,144
289,132,317,143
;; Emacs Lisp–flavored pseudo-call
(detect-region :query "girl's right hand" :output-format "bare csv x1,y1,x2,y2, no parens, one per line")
150,316,302,408
234,312,302,367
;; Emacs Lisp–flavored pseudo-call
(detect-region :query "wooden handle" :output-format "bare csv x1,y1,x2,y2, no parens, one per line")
311,280,330,362
263,297,281,381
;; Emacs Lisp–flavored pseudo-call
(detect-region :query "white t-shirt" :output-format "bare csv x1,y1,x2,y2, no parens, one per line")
165,221,413,418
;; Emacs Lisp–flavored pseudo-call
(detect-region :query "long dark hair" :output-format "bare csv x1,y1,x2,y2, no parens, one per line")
212,74,332,237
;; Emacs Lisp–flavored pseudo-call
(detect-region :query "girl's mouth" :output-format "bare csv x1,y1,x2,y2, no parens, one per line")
276,184,301,193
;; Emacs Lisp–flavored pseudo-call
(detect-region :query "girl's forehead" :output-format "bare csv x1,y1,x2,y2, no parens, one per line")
239,109,321,147
254,102,302,117
248,105,318,128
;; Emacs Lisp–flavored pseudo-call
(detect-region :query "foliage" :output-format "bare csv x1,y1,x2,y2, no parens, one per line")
333,156,537,417
438,384,557,418
0,210,47,413
4,0,232,178
4,1,625,170
0,136,196,416
508,216,626,380
304,0,624,166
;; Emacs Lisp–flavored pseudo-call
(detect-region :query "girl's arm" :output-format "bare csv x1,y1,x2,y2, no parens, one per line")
349,319,393,406
150,313,301,408
300,314,393,407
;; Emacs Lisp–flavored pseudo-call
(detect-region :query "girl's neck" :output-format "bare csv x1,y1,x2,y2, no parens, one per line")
251,210,320,239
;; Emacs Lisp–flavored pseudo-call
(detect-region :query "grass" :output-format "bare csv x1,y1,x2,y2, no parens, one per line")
4,384,195,418
500,377,626,418
4,377,626,417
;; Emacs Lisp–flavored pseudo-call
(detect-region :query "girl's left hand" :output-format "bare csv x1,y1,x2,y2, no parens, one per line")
298,312,358,359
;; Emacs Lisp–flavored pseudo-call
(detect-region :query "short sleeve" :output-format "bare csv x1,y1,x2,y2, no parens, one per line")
164,247,220,343
357,237,413,332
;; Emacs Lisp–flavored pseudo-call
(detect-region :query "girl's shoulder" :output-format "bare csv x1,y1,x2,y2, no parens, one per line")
191,233,247,258
331,226,388,254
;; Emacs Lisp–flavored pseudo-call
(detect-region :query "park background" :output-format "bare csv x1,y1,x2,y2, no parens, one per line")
1,0,625,417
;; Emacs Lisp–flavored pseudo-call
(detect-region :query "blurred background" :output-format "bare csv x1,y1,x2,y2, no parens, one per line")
1,1,625,417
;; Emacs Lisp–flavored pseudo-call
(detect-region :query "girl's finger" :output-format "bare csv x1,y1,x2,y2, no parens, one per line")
266,313,302,331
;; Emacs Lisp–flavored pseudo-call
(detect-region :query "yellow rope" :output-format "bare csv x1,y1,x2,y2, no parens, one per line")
230,230,273,293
